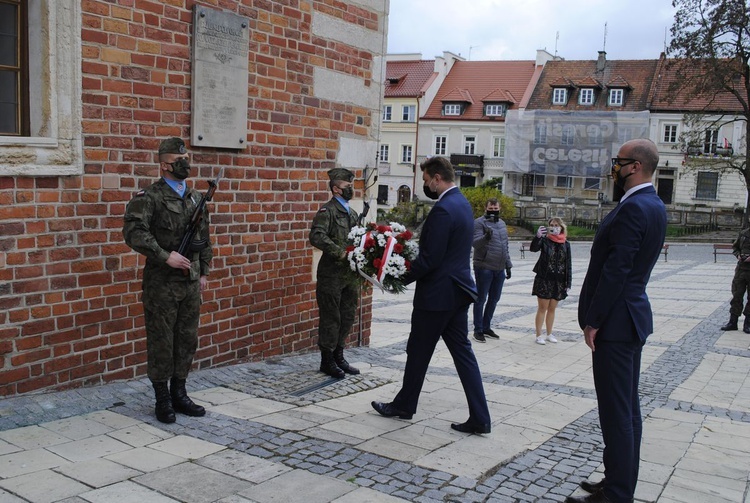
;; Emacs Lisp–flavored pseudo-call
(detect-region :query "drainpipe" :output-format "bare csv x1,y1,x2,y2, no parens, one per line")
412,97,422,200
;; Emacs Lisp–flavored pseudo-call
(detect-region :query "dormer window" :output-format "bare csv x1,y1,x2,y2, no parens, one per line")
552,88,567,105
579,88,594,105
484,104,507,116
443,103,463,115
609,89,624,106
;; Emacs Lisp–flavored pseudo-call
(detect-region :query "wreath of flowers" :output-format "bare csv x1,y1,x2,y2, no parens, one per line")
346,222,419,294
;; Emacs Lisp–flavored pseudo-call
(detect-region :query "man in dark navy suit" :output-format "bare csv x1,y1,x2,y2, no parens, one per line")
570,139,667,503
371,156,492,434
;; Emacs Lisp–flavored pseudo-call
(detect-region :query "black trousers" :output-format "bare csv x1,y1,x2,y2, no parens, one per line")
393,305,491,425
592,337,643,503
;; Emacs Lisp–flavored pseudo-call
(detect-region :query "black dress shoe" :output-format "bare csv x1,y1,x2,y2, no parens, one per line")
473,331,486,343
371,401,413,420
450,420,491,434
580,479,606,493
565,490,614,503
483,329,500,339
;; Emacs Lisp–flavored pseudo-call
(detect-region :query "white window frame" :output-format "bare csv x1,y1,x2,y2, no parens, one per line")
379,144,389,162
400,144,413,164
534,124,547,144
579,88,594,105
695,171,719,199
556,176,573,188
492,136,505,158
663,124,678,144
463,135,476,155
401,105,415,122
533,174,546,187
382,105,392,122
0,2,83,176
485,104,506,116
609,88,624,106
561,125,575,145
434,135,447,155
584,178,601,190
444,104,462,115
552,88,567,105
704,129,719,153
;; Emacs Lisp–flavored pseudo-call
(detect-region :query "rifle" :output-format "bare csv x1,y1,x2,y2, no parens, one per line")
177,168,223,264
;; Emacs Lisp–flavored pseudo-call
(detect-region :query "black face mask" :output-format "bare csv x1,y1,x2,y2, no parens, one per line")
340,186,354,201
485,210,500,222
423,178,439,200
611,167,633,189
170,158,191,180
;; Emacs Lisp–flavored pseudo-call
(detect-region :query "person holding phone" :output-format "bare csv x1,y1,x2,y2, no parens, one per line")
529,217,571,345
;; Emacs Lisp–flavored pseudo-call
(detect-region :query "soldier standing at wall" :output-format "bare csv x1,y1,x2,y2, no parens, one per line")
720,226,750,333
123,137,213,423
309,168,360,379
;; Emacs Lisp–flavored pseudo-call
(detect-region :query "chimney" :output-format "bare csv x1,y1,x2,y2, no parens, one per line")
597,51,606,72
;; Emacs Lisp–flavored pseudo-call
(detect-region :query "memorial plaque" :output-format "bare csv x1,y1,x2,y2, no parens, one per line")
190,6,249,149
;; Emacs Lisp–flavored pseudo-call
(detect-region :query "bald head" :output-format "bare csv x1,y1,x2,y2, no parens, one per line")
622,139,659,176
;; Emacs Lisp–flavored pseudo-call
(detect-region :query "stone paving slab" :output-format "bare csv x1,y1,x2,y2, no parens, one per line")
0,244,748,502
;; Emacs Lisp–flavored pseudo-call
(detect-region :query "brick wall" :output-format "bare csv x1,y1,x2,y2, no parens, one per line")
0,0,381,395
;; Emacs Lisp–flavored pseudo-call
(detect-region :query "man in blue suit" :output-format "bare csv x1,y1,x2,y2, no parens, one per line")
570,139,667,503
371,156,492,434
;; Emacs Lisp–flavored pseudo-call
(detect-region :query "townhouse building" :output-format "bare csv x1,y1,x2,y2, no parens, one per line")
516,52,659,205
412,50,556,199
511,51,747,226
377,52,462,209
648,57,747,224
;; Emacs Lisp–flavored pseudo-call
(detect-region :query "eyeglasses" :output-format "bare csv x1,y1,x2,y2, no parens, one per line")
611,157,640,171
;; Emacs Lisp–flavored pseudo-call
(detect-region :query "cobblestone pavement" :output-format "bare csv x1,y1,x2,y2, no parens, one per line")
0,243,749,502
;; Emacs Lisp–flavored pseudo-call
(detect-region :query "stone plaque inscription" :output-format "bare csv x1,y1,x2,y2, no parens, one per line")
190,6,249,149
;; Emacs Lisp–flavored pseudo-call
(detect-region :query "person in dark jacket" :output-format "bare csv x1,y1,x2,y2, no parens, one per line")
472,198,512,343
720,226,750,333
530,217,572,345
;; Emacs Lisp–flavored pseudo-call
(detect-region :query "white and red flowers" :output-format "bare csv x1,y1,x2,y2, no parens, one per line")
346,222,418,294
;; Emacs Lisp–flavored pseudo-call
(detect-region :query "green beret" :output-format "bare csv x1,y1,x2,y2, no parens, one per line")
327,168,354,182
158,137,186,155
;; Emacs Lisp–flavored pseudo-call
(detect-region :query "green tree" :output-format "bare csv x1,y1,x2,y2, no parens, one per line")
668,0,749,222
460,181,516,220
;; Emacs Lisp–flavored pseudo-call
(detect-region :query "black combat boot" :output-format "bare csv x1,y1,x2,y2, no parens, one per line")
170,377,206,416
152,381,176,424
320,350,345,378
743,317,750,334
721,315,739,331
333,346,360,375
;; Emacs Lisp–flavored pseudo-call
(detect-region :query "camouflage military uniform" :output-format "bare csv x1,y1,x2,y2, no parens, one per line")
123,178,212,382
310,197,359,352
729,228,750,319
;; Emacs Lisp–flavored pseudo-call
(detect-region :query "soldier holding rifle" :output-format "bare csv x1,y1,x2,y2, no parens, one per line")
123,137,214,423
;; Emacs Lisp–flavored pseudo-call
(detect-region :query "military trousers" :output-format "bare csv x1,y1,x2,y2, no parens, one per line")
729,266,750,318
143,278,201,382
316,276,358,352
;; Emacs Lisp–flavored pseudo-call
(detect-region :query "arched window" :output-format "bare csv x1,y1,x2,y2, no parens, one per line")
397,185,411,204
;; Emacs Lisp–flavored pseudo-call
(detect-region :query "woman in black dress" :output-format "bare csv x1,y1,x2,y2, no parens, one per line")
530,217,572,345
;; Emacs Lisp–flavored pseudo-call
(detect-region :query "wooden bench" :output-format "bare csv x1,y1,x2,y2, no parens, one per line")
713,243,734,262
519,242,533,259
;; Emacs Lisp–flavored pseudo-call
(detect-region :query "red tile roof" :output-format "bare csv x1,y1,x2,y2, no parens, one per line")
527,59,659,111
384,60,437,98
442,87,474,103
482,89,517,103
423,60,538,120
648,57,747,113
